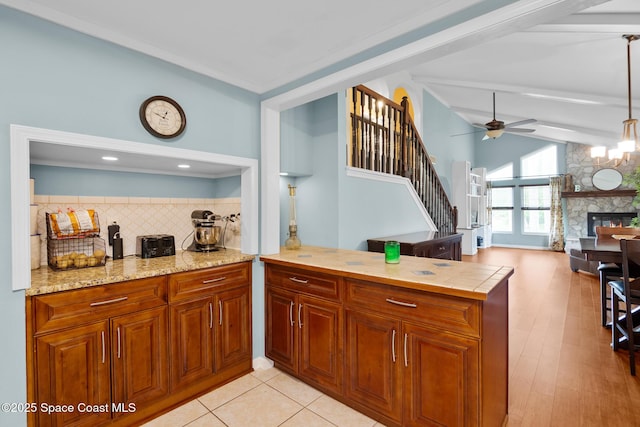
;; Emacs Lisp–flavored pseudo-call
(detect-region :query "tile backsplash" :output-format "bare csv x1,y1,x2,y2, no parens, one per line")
33,195,241,265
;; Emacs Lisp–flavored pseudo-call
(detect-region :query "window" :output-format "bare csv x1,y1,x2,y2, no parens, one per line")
521,185,550,234
490,186,513,232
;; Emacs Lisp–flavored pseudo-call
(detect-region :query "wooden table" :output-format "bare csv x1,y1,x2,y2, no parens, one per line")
367,231,462,261
579,237,622,263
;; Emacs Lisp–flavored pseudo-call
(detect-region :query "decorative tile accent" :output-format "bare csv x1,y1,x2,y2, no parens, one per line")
412,270,434,275
34,196,241,263
433,262,451,267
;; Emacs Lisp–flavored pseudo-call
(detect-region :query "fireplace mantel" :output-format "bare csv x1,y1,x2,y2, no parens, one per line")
561,189,636,198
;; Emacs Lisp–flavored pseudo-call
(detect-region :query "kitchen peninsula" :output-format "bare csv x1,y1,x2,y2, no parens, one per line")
261,246,513,427
26,249,254,427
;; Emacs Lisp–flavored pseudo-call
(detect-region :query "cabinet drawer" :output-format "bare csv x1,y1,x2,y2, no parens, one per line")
345,278,480,337
169,262,251,302
265,265,341,301
33,276,167,334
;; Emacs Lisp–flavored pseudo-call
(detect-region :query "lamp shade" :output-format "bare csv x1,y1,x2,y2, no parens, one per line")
591,146,607,158
485,129,504,139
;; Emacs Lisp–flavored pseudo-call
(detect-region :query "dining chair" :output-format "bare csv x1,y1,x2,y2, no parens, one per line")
594,227,638,327
610,238,640,376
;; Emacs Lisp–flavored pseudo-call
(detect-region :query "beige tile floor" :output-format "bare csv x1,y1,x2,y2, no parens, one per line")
142,367,387,427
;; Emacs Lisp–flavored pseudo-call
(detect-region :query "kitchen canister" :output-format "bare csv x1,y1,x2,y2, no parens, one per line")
384,240,400,264
30,204,38,235
30,234,41,270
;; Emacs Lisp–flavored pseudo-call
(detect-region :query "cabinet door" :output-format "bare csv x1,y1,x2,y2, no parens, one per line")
169,296,214,390
215,285,252,371
35,321,111,427
298,294,342,393
111,306,168,413
345,310,402,423
403,323,479,427
265,286,297,372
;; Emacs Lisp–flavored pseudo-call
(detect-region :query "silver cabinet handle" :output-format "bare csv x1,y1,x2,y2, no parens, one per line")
101,330,105,364
298,304,303,329
219,300,223,326
404,333,408,367
90,296,128,307
209,302,213,329
203,277,226,284
391,329,397,363
117,327,121,359
385,298,417,308
289,277,309,284
289,301,295,327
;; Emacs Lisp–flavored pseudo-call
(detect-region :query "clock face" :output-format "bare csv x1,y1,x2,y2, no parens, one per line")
139,96,186,139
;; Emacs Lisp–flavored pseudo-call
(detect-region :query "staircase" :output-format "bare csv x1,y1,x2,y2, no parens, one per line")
348,85,457,233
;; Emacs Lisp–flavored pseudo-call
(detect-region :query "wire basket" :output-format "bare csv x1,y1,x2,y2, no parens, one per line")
47,236,106,270
45,212,105,270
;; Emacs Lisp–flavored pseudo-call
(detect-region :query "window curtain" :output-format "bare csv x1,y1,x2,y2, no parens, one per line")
549,176,564,251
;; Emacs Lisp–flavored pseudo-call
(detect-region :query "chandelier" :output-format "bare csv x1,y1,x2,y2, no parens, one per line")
591,35,639,167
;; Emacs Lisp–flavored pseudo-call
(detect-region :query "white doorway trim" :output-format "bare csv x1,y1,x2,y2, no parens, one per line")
10,124,259,291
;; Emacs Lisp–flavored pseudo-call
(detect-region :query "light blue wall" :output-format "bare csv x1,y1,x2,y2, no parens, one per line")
474,133,567,247
0,7,257,425
30,165,241,198
279,93,437,252
422,89,476,198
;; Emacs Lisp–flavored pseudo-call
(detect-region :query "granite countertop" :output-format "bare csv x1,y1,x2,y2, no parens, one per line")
28,249,255,296
260,245,513,300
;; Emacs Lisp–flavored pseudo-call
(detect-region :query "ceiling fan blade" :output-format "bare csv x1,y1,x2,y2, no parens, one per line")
505,119,537,128
471,123,489,129
451,129,484,137
505,128,535,133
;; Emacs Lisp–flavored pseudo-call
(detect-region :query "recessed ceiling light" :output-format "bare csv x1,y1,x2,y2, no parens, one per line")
101,156,118,161
280,172,289,176
178,164,191,169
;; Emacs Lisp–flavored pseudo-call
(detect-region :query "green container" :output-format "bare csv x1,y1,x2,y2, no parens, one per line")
384,240,400,264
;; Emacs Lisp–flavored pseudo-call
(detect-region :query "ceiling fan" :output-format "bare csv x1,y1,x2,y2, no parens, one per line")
471,92,537,140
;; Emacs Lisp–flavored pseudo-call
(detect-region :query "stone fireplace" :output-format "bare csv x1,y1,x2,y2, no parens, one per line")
563,143,638,251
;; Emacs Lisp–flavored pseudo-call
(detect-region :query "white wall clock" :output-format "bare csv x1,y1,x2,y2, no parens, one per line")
139,95,186,139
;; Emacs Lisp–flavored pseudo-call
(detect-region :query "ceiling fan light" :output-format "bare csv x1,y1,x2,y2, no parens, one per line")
590,146,606,158
486,129,504,139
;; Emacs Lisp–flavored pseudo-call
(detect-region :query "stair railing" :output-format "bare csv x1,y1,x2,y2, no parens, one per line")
349,85,457,233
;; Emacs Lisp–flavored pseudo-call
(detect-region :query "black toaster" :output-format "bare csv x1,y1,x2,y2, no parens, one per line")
136,234,176,258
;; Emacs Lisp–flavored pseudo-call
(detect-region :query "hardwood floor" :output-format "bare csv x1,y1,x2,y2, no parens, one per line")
463,247,640,427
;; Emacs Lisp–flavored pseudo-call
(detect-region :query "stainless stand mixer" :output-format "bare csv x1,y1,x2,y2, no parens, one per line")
186,210,222,252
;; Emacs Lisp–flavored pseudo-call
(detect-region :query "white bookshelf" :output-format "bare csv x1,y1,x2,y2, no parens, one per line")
452,161,490,254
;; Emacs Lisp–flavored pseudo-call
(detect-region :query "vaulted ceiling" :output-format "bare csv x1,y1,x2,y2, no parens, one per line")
3,0,640,148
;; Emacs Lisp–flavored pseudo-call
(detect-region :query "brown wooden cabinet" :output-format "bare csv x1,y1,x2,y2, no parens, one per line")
111,305,169,412
345,277,485,427
31,276,168,427
265,265,343,394
28,261,253,427
168,263,252,391
263,258,508,427
34,321,112,427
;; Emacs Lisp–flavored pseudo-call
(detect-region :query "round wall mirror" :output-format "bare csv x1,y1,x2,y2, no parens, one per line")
592,168,623,191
